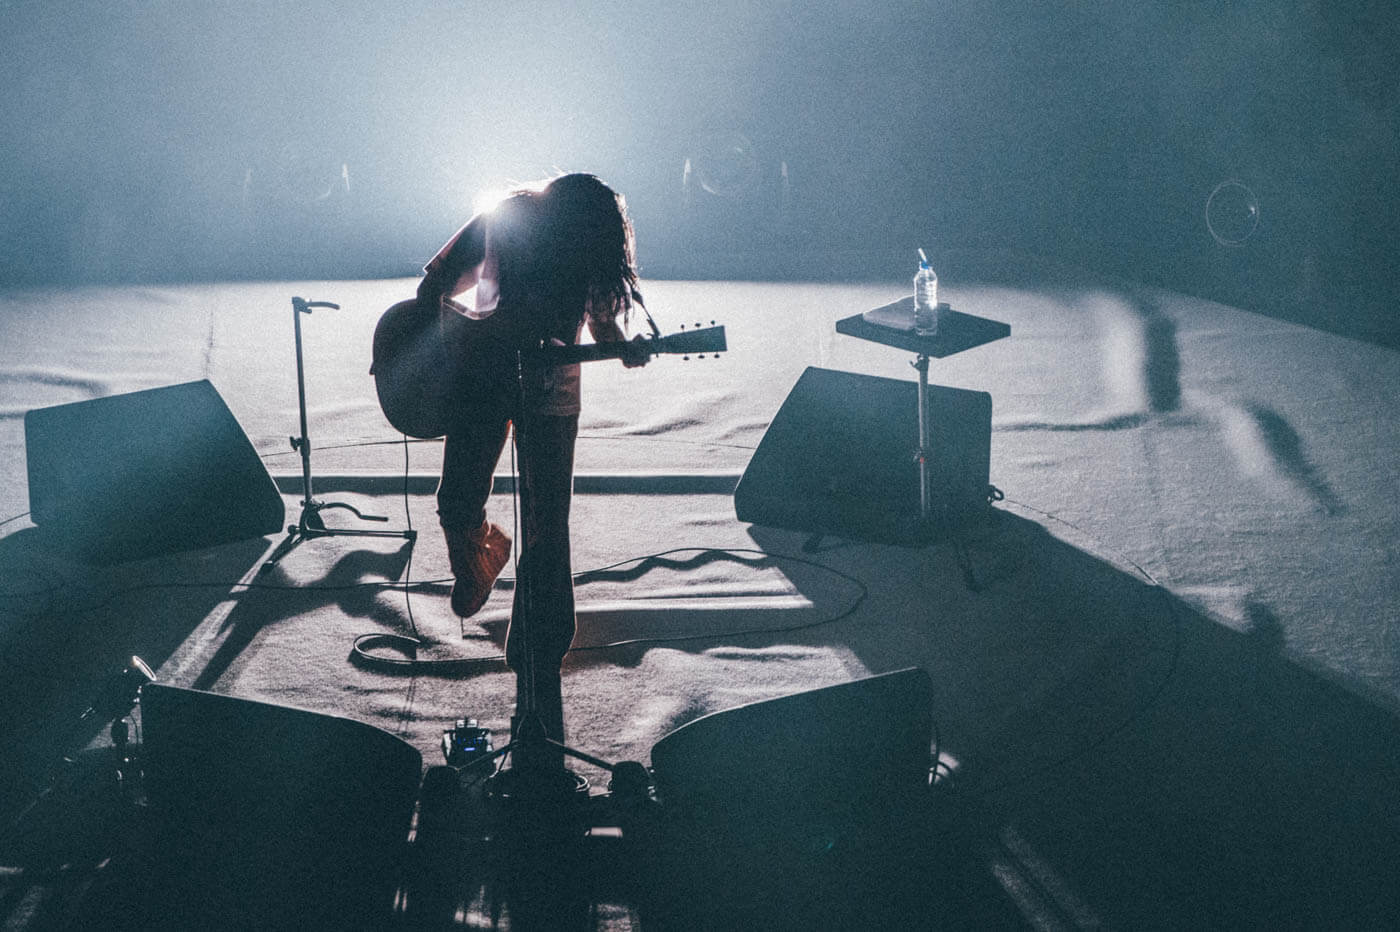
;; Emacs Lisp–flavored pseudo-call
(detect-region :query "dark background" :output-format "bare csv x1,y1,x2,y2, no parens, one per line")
3,0,1396,344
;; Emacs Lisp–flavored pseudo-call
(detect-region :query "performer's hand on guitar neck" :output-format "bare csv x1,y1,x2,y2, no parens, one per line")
619,334,651,368
589,316,650,368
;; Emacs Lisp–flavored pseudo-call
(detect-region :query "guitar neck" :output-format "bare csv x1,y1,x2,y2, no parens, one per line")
529,325,726,366
536,342,629,365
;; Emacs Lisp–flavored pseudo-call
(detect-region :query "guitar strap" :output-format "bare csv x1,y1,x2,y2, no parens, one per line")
632,287,661,338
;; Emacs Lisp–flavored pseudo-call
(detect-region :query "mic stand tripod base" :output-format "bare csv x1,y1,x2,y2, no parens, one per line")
260,499,417,573
484,731,612,804
422,724,656,929
488,755,591,810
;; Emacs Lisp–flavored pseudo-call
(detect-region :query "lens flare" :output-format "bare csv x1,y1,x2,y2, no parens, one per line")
1205,179,1261,247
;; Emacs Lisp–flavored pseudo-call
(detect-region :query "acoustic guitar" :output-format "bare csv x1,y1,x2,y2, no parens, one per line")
371,298,727,439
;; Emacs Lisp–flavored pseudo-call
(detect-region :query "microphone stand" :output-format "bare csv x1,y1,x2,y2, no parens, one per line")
458,350,653,808
261,296,417,573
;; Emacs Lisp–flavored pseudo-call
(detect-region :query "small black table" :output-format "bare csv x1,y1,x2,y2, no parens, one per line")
836,297,1009,521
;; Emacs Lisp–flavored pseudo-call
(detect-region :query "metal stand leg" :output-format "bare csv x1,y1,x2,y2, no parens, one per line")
912,353,931,523
260,296,416,573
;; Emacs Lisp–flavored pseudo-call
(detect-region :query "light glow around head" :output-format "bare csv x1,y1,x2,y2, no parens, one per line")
472,187,514,218
472,175,556,218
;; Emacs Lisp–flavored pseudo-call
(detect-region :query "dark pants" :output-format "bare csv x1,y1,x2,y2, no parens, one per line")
437,400,578,734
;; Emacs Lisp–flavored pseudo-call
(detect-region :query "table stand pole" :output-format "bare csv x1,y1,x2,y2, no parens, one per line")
913,353,930,521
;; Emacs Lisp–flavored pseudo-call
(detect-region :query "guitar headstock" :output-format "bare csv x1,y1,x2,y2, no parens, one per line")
655,323,726,359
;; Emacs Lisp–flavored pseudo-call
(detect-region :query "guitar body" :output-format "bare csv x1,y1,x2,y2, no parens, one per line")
371,299,481,439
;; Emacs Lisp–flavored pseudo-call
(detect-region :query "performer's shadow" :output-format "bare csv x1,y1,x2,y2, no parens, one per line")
186,541,416,692
467,546,869,673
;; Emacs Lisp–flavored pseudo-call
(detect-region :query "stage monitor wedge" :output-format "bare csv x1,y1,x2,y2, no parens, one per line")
24,379,284,562
735,366,992,545
647,668,936,929
138,683,422,930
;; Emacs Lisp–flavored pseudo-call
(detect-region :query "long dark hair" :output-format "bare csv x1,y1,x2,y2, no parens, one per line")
541,172,639,323
491,173,639,333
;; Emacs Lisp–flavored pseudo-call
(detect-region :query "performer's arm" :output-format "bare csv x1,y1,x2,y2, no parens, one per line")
417,213,489,307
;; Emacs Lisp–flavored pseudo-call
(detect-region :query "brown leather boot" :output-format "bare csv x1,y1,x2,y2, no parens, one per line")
444,520,511,618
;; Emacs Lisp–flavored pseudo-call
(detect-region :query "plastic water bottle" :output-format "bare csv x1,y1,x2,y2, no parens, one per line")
914,249,938,336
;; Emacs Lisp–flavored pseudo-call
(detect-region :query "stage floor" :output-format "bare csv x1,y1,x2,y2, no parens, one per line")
2,271,1398,927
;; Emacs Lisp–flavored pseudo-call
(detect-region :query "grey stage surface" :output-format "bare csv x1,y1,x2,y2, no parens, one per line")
1,271,1398,927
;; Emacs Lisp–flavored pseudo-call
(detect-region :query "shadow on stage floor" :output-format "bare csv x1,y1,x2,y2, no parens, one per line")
0,530,273,823
745,510,1400,929
1,503,1397,928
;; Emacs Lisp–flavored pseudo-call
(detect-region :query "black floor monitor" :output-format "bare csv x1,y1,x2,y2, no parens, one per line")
735,367,992,545
136,683,422,930
24,380,284,562
647,668,936,929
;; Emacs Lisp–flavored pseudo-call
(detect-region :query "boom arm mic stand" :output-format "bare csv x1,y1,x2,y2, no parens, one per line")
261,296,417,573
